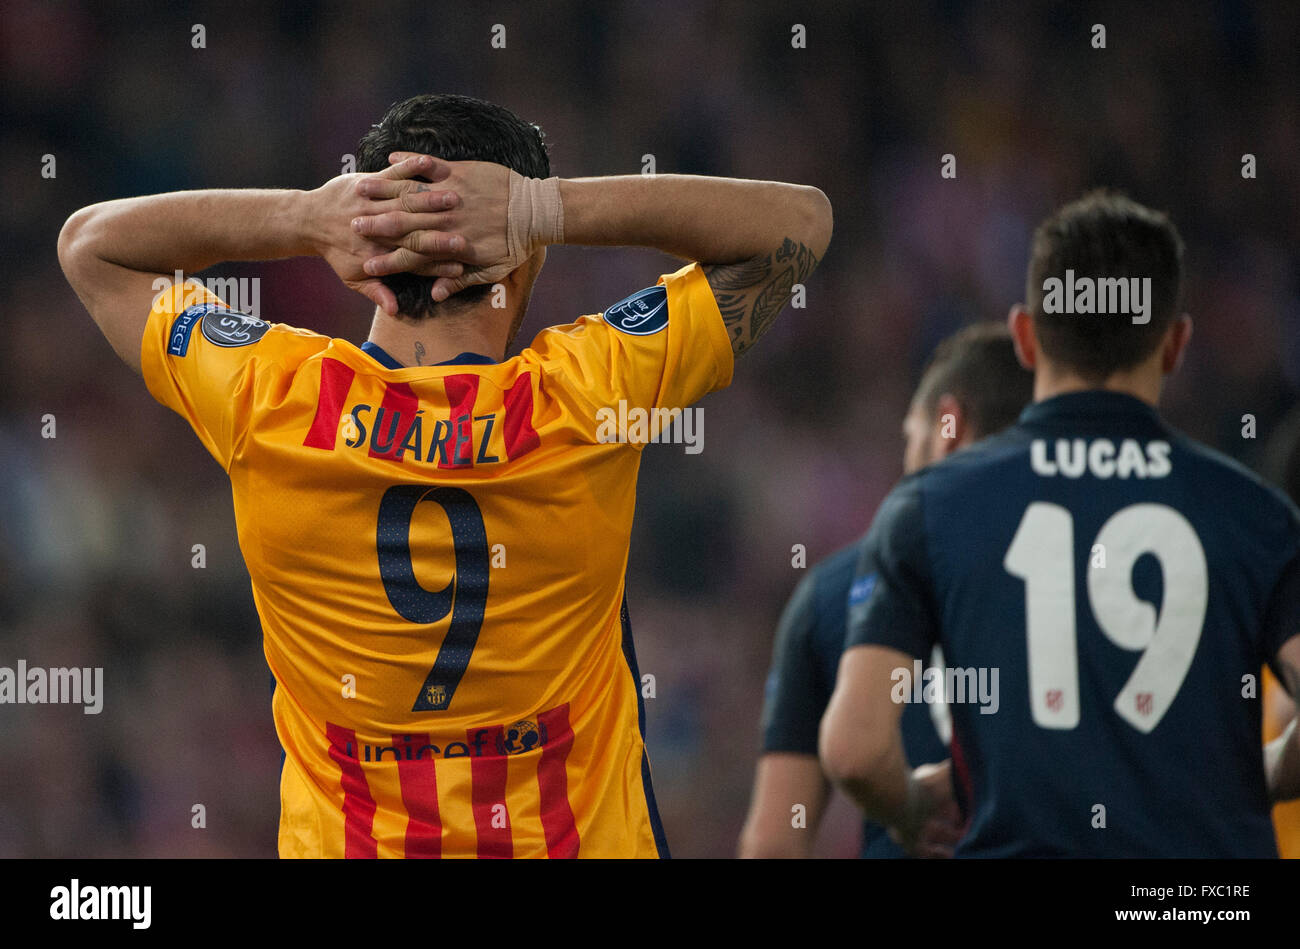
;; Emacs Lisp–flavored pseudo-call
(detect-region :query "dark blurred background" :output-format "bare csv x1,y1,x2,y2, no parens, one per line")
1,0,1297,856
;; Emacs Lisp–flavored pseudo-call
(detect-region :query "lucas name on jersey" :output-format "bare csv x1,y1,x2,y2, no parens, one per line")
1030,437,1172,480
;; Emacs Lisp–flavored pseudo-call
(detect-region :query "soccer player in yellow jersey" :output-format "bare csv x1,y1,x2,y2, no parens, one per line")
58,93,832,858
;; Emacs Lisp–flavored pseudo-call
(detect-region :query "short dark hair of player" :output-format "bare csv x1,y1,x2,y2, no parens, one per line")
1025,189,1184,382
358,93,551,319
912,322,1032,439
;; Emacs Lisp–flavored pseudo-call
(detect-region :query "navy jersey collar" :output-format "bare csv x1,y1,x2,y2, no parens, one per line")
437,352,497,365
1019,390,1162,426
360,341,404,370
361,341,496,369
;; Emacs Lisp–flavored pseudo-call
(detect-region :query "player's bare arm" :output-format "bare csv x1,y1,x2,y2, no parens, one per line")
701,239,821,356
820,644,962,857
737,754,829,858
560,175,828,356
354,154,832,356
1266,634,1300,801
57,156,460,373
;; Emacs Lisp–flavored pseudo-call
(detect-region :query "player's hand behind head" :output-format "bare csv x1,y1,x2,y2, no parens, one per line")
306,154,467,314
353,152,516,303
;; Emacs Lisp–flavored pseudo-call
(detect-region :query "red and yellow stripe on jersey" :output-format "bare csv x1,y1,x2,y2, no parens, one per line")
140,263,733,858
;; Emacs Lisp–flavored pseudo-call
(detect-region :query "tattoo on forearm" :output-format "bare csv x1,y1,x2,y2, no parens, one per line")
414,341,426,366
705,237,820,356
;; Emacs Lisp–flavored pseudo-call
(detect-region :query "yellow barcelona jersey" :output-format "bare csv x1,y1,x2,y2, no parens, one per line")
140,263,733,858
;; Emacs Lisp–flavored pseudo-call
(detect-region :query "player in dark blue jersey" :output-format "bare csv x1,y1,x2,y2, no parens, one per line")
821,190,1300,857
739,324,1032,858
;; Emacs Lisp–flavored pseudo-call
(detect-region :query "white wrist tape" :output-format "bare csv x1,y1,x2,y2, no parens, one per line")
508,172,564,260
459,172,563,289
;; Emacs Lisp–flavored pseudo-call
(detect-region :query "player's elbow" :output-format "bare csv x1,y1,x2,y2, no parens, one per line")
790,185,833,260
818,708,888,792
57,205,102,286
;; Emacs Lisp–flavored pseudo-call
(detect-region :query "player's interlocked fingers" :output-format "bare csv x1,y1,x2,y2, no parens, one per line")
354,151,562,304
306,155,467,315
891,760,963,858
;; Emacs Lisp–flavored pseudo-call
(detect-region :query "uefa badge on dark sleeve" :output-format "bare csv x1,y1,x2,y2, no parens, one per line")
601,286,668,336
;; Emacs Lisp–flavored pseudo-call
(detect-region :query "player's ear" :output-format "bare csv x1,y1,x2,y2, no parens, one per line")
932,393,967,461
505,247,546,298
1008,304,1036,370
1162,313,1192,375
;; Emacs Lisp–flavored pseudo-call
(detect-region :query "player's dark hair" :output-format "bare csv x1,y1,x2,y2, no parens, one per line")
1026,189,1184,381
357,93,551,320
914,322,1032,439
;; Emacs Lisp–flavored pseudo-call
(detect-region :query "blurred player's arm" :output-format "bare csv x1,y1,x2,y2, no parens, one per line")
357,156,833,356
820,480,961,856
820,643,909,821
739,754,829,858
820,645,957,857
741,573,834,858
57,156,455,372
1265,635,1300,801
